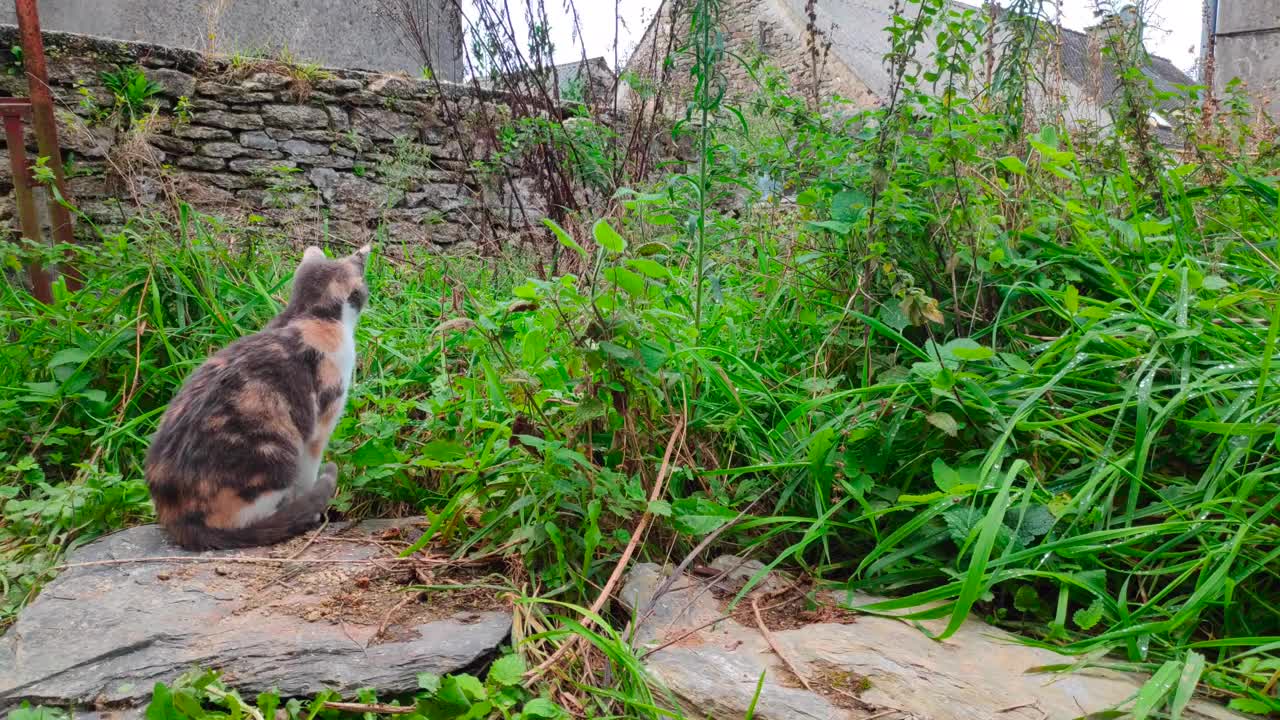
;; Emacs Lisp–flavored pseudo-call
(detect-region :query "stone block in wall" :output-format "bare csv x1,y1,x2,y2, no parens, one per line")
198,142,276,159
202,173,254,190
315,78,364,94
148,135,196,156
263,104,329,129
350,107,417,141
406,183,473,213
327,107,351,132
59,122,116,159
197,111,265,131
241,72,292,92
228,158,297,175
190,98,229,111
149,68,196,99
175,125,233,141
240,132,279,151
176,156,227,172
279,140,331,158
299,155,354,170
224,92,279,105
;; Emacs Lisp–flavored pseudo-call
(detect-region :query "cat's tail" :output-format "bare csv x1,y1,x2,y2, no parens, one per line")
163,515,322,551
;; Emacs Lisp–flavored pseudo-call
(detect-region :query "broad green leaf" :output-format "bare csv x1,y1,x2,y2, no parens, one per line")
926,411,958,437
592,219,626,253
543,218,586,259
672,497,735,535
933,458,962,491
997,156,1027,175
487,654,526,687
520,698,562,718
626,258,671,279
605,267,646,297
48,348,91,368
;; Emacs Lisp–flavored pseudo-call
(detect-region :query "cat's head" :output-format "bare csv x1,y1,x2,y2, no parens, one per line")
288,244,372,321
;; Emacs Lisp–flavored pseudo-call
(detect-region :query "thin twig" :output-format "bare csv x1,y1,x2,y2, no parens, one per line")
523,416,687,685
368,593,417,649
259,516,331,592
751,594,814,693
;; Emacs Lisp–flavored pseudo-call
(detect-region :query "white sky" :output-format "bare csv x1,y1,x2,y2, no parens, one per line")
462,0,1201,74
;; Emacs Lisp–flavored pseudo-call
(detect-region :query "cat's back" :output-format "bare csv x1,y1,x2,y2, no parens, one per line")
145,326,321,504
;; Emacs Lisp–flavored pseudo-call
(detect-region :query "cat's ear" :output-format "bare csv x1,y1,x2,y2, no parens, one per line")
302,246,326,263
351,244,372,273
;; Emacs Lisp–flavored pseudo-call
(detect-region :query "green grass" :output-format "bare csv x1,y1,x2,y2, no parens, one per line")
3,1,1280,718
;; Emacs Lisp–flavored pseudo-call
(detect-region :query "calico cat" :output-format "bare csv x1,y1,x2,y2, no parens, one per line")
145,245,371,550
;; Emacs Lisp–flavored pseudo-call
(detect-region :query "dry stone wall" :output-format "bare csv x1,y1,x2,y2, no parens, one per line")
0,26,553,254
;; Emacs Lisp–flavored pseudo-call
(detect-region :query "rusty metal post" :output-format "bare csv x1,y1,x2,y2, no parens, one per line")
14,0,80,292
1,97,52,303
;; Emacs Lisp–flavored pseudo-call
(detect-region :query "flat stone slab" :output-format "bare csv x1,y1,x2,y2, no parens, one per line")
622,558,1245,720
0,519,511,714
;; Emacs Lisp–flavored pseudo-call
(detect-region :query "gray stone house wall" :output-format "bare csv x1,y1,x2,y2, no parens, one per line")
0,0,463,80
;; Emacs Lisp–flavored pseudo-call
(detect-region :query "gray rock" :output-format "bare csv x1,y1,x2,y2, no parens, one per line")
199,141,259,159
190,98,229,111
239,131,279,151
176,156,227,172
204,173,254,190
223,92,279,105
196,111,265,130
195,80,236,97
263,104,329,129
280,139,331,157
147,134,195,155
351,106,417,140
307,167,380,206
229,158,296,174
174,125,233,141
407,183,473,212
0,519,511,714
296,129,338,143
621,561,1246,720
241,72,292,91
315,78,364,94
328,106,351,132
301,154,355,170
149,68,196,98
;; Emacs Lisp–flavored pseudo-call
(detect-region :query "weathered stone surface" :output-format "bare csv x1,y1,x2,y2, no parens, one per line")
0,519,511,714
239,131,279,151
204,172,254,190
189,98,229,111
280,139,331,157
328,105,351,131
176,156,229,171
223,91,279,105
315,77,364,94
263,104,330,129
621,561,1245,720
229,158,296,174
174,125,233,141
149,68,196,98
407,183,473,212
147,134,196,155
301,154,355,170
198,141,269,159
197,110,265,130
241,72,292,91
351,106,417,140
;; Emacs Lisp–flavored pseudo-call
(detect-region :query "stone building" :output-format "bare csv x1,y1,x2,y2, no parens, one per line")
1205,0,1280,119
622,0,1192,137
0,0,464,80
